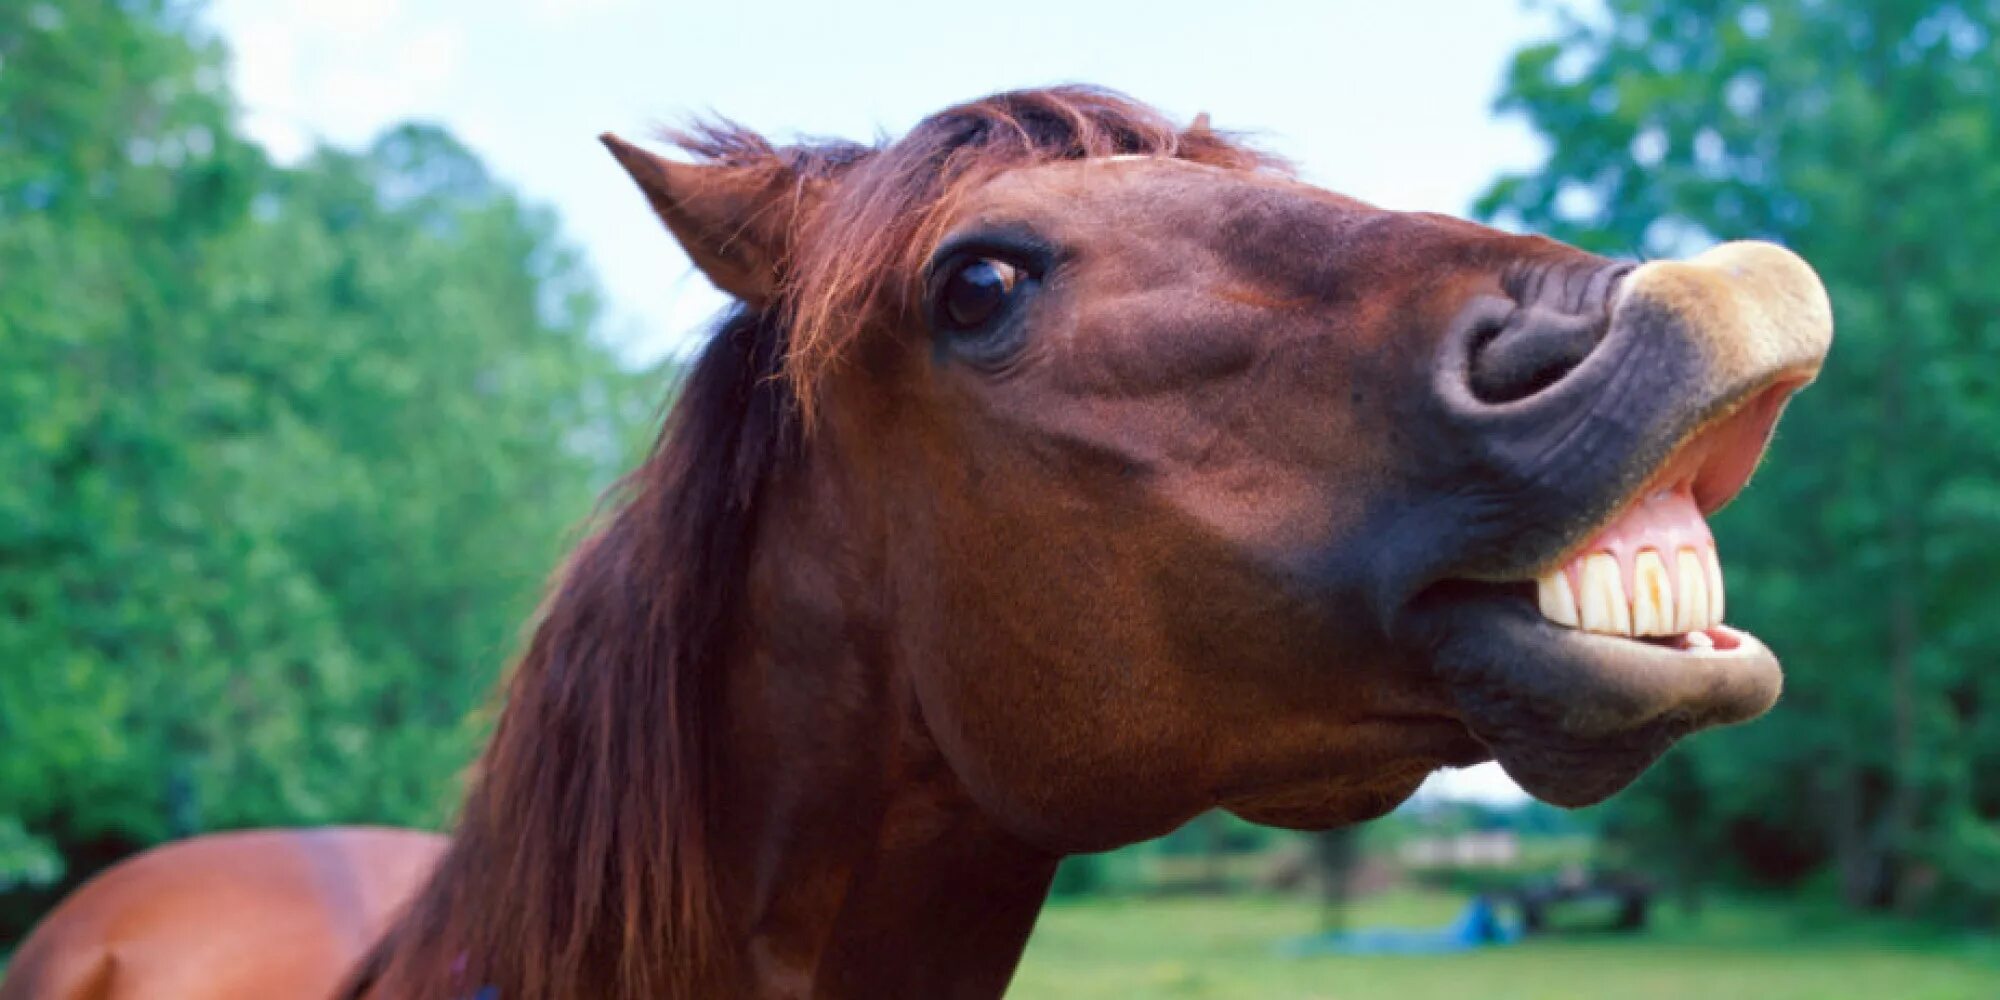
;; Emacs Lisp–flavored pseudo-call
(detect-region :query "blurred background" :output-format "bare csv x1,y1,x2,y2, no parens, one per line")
1,1,1996,997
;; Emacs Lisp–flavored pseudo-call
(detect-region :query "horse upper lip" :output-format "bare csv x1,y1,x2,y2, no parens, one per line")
1507,369,1804,640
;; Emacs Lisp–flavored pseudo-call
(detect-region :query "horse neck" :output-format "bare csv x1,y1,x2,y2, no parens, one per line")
713,448,1061,998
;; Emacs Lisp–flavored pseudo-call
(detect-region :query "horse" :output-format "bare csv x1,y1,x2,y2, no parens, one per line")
1,85,1832,1000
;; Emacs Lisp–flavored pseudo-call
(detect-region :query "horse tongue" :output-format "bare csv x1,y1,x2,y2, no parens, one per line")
1533,487,1726,637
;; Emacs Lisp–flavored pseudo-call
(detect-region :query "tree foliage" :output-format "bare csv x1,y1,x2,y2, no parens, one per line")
1482,0,2000,919
0,0,655,926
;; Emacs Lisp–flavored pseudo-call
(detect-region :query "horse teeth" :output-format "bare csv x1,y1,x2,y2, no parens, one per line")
1631,550,1674,636
1535,543,1726,637
1674,548,1709,632
1578,554,1632,636
1536,569,1579,628
1704,545,1726,624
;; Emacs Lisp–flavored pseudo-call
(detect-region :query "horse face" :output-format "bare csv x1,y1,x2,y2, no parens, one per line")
606,107,1830,853
845,157,1828,847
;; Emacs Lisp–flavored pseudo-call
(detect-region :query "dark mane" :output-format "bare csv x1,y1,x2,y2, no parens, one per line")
357,86,1277,999
363,307,794,998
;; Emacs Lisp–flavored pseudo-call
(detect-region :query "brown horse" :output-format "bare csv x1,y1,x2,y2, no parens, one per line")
2,86,1832,1000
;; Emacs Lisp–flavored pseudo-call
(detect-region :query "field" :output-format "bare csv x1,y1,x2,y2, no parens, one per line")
4,891,1994,997
1011,891,2000,1000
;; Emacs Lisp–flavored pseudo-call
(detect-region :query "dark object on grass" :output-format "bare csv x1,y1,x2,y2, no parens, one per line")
1500,871,1655,934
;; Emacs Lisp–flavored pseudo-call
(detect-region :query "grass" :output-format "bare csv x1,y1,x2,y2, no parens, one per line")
1011,891,2000,999
6,893,1993,998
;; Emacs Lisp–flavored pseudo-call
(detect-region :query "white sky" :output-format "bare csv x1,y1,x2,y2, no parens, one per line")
204,0,1549,806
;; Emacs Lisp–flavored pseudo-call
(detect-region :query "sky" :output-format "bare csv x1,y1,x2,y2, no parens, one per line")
201,0,1556,805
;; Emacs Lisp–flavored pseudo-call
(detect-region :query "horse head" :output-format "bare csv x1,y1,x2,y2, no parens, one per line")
602,88,1828,851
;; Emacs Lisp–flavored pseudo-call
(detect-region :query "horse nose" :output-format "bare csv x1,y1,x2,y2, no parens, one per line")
1467,308,1608,404
1462,265,1624,405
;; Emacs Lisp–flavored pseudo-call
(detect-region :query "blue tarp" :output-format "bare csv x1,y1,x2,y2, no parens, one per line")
1277,896,1522,956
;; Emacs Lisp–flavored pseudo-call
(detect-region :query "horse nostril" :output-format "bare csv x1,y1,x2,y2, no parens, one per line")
1467,307,1607,404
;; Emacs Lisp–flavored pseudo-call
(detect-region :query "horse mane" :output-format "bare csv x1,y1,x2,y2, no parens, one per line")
355,86,1275,999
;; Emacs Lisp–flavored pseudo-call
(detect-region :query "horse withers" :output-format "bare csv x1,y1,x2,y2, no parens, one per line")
2,87,1832,999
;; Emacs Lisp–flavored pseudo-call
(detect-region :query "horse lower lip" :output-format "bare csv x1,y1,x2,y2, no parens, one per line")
1401,584,1783,806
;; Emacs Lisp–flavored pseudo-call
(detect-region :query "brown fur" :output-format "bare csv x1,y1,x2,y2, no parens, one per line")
1,829,441,1000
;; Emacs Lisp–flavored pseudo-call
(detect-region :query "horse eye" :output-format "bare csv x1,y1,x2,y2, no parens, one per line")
937,258,1022,331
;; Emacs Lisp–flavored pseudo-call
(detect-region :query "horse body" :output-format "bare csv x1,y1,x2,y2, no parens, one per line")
2,87,1833,999
0,829,441,1000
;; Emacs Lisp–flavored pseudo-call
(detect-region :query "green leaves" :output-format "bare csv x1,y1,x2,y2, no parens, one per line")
0,0,657,903
0,819,61,894
1485,0,2000,918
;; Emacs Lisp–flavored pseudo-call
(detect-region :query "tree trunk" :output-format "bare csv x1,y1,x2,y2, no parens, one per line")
1851,242,1923,912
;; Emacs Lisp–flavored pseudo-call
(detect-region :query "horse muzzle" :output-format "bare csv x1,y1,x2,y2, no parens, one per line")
1396,241,1833,807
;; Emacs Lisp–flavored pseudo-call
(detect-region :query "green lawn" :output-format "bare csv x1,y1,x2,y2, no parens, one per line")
7,894,1994,998
1011,892,2000,999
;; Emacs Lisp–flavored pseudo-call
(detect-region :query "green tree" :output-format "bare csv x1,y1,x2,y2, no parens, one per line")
1481,0,2000,918
0,0,656,935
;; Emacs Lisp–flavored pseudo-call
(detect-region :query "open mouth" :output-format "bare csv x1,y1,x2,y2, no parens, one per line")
1509,376,1805,659
1397,240,1833,807
1407,375,1814,807
1529,485,1734,652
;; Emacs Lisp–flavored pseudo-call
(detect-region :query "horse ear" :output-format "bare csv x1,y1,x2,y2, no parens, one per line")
600,132,802,307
